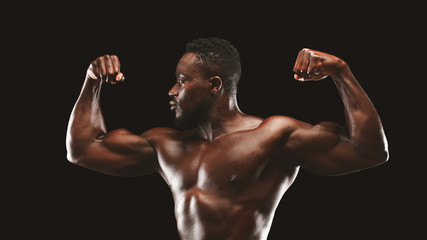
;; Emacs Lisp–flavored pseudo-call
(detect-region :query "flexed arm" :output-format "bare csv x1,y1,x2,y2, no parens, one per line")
66,55,158,177
285,49,389,175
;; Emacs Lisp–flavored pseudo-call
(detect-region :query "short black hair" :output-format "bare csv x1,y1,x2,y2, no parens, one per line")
186,37,241,95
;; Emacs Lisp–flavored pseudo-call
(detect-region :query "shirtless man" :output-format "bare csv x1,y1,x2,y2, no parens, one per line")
66,37,389,240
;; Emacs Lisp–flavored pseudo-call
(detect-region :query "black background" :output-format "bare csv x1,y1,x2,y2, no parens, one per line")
4,2,425,239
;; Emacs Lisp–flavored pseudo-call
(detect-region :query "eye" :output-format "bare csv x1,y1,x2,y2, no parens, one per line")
177,79,184,85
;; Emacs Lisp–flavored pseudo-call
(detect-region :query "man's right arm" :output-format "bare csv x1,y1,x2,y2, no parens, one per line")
66,55,158,177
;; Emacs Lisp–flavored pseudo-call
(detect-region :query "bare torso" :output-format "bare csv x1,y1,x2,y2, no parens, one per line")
145,116,300,240
67,49,388,240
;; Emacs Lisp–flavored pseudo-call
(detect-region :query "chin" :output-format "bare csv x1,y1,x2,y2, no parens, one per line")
173,100,208,130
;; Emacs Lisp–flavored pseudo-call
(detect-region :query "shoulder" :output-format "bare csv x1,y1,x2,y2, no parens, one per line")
259,115,311,133
140,127,197,145
242,115,313,147
261,116,344,142
142,127,179,137
141,127,180,141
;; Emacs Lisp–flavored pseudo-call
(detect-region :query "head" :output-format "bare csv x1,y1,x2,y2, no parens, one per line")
168,37,241,129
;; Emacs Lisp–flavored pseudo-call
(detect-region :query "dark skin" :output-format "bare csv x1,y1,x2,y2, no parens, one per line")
66,49,389,240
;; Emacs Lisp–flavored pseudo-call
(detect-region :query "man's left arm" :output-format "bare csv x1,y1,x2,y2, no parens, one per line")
284,49,389,175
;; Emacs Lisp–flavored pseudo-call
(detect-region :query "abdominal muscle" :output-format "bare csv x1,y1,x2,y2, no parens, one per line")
173,187,271,240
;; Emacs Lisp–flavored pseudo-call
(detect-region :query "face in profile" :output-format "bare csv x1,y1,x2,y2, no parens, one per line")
169,53,212,130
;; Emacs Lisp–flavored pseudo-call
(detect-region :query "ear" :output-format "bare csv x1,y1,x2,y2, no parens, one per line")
209,76,223,94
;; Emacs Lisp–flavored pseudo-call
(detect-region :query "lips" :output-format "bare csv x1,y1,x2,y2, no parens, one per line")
170,100,178,111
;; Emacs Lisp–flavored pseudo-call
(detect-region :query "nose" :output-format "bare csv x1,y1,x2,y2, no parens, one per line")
169,83,178,98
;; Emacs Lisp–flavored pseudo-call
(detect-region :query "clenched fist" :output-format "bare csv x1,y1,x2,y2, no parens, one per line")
87,55,124,84
293,48,347,81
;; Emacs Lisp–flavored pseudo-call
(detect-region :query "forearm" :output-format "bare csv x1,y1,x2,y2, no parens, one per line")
66,77,106,161
331,65,388,159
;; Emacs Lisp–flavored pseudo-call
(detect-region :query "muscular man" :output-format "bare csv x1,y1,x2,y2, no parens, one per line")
66,38,388,240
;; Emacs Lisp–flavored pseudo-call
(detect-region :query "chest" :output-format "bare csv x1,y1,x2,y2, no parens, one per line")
157,132,282,193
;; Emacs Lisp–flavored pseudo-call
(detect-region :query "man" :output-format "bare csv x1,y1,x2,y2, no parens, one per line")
66,37,389,240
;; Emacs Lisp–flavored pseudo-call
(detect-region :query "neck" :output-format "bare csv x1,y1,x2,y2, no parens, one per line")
197,95,245,141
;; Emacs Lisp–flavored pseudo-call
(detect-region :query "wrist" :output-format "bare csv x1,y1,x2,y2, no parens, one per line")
80,75,103,98
85,73,103,86
331,61,352,81
85,71,100,81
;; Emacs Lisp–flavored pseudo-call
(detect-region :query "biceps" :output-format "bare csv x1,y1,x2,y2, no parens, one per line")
78,129,158,177
287,123,364,175
297,140,363,176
